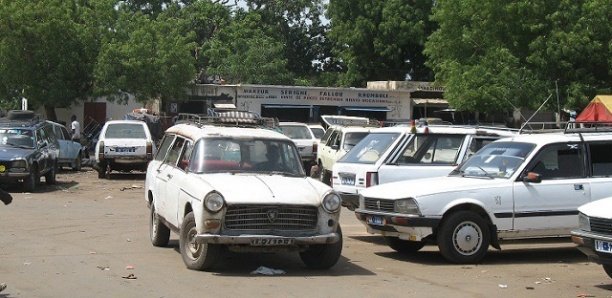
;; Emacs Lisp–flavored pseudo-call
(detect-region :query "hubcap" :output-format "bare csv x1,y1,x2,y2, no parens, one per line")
186,227,201,259
452,221,482,255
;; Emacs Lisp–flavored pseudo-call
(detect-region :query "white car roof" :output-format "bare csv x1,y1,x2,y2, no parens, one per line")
498,130,612,145
104,120,148,126
166,123,291,141
368,125,518,136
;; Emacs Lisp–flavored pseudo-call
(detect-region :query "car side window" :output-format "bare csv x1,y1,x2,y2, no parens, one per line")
326,130,339,147
60,126,71,140
588,142,612,177
177,140,193,171
320,128,334,144
165,137,185,166
398,134,464,164
462,137,497,162
528,143,584,180
155,135,175,161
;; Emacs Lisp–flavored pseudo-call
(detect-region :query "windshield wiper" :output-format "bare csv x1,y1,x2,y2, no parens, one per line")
473,166,494,179
267,171,302,177
4,142,32,149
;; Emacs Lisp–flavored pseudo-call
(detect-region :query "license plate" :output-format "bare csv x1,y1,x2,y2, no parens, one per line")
366,215,385,226
114,147,136,153
251,238,295,246
341,177,355,185
595,240,612,254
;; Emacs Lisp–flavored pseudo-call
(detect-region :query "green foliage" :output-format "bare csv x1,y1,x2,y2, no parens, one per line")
425,0,611,113
327,0,435,87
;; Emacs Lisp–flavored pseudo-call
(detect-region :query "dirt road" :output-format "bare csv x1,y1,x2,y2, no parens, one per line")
1,169,611,297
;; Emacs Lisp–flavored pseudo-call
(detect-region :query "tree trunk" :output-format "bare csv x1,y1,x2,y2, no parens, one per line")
44,104,57,122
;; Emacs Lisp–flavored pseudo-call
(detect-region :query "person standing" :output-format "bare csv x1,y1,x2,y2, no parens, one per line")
71,115,81,143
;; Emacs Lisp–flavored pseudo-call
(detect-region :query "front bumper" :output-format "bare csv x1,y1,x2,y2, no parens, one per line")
571,229,612,265
195,232,340,245
355,209,441,241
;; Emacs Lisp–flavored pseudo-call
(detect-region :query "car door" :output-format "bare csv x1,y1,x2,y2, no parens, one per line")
512,142,590,235
165,138,193,226
322,130,340,168
53,125,76,162
153,135,177,223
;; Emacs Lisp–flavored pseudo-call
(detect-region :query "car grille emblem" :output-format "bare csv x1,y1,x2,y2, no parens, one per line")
267,209,279,223
376,200,381,210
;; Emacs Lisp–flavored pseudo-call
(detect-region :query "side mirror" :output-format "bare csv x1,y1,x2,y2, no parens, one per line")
522,172,542,183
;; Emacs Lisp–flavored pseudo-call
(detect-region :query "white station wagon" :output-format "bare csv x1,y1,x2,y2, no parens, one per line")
356,127,612,263
145,113,342,271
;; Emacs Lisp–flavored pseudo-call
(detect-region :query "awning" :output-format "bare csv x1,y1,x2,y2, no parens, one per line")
262,104,312,109
342,106,391,112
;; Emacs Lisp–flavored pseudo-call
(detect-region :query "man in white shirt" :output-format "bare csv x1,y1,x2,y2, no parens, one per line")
71,115,81,143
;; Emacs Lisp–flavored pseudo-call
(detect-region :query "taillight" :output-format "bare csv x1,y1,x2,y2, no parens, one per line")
366,172,378,187
98,141,105,160
146,141,153,159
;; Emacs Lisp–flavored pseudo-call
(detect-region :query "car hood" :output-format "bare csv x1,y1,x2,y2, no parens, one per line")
0,147,34,160
578,197,612,219
200,174,329,205
360,176,510,200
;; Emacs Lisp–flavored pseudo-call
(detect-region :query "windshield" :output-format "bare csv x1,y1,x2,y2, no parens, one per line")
343,132,369,151
0,129,35,148
279,125,312,139
452,141,536,179
338,132,401,164
188,138,305,176
104,123,147,139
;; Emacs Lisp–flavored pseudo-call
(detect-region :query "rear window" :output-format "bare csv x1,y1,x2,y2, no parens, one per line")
338,132,401,164
104,123,147,139
279,125,312,139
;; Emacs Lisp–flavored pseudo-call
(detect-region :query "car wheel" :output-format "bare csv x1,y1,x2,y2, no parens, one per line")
319,163,331,185
150,204,170,247
179,212,221,271
300,225,343,269
45,161,57,185
385,236,426,253
23,165,38,192
437,211,490,264
603,264,612,279
72,152,82,171
97,162,106,179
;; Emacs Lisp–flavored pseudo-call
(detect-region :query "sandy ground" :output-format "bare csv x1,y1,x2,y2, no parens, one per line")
1,168,611,298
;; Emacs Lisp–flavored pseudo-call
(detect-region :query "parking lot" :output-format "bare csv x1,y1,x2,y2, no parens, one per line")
1,168,611,297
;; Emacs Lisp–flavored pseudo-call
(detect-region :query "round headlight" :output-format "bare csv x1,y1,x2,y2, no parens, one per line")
204,192,225,213
323,192,341,213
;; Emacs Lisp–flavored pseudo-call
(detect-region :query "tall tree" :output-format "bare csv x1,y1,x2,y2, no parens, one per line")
327,0,435,87
425,0,611,114
0,0,104,120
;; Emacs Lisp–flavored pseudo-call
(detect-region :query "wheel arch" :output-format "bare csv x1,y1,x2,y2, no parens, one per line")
439,202,500,249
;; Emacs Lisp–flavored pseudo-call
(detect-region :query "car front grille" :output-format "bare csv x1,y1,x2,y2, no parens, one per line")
590,217,612,234
363,197,395,213
224,205,318,231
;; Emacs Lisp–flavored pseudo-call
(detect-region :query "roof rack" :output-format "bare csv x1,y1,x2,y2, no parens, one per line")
0,110,43,127
175,111,278,129
564,121,612,134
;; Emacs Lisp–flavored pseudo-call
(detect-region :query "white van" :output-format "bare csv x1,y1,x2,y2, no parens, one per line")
333,124,518,209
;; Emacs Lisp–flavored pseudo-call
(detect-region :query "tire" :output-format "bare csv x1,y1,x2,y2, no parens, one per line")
319,163,331,185
437,211,490,264
149,204,170,247
300,225,343,269
97,162,106,179
603,264,612,279
179,212,221,271
72,152,82,171
385,236,426,253
23,165,38,192
45,161,57,185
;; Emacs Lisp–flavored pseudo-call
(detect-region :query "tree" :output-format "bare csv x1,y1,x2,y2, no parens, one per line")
327,0,435,87
94,7,197,104
425,0,611,114
0,0,103,120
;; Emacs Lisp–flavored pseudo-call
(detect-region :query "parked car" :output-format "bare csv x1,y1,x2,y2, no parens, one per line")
572,197,612,279
47,120,84,171
145,113,342,271
278,122,318,172
0,111,59,192
308,124,325,140
355,127,612,263
334,124,518,210
317,125,373,185
94,120,156,178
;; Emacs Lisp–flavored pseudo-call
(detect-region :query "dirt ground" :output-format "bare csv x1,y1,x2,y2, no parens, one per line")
1,168,611,298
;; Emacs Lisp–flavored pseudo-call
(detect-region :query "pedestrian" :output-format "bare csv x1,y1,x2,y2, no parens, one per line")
71,115,81,143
